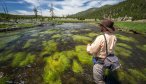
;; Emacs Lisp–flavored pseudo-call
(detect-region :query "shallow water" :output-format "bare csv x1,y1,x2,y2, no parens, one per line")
0,23,146,84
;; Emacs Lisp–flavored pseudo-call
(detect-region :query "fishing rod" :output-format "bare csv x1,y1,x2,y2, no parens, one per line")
2,0,8,14
0,0,7,14
37,0,43,24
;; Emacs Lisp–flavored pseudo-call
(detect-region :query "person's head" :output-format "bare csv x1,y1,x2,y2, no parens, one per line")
98,19,115,33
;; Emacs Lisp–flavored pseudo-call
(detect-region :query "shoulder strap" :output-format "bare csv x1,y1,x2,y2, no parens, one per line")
103,34,108,56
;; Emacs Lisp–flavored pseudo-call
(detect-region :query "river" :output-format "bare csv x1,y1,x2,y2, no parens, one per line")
0,23,146,84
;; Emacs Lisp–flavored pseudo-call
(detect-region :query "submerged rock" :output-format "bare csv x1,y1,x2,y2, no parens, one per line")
0,72,4,78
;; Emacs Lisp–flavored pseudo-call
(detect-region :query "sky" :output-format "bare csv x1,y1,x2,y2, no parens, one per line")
0,0,124,17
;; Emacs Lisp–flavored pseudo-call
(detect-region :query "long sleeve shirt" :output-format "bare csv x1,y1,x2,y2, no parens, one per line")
87,32,117,59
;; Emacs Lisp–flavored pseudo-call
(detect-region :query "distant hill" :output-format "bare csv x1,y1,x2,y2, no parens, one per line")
69,0,146,20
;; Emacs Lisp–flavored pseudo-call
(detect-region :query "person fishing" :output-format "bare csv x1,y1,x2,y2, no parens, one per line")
87,19,117,84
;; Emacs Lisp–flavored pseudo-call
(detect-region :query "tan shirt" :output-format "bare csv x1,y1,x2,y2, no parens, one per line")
87,32,117,58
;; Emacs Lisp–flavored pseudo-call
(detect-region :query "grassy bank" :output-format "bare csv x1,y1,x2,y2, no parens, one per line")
115,21,146,34
0,23,34,29
53,19,95,23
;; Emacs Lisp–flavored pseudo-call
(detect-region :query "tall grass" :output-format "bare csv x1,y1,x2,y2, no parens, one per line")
115,22,146,34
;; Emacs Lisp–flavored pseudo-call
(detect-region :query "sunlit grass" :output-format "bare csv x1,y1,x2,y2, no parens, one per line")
73,35,92,44
115,22,146,34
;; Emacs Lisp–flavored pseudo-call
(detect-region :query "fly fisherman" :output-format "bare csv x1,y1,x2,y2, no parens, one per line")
87,19,117,84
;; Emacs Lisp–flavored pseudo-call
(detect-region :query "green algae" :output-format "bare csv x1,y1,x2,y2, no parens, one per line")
66,77,77,84
87,32,98,37
12,52,27,67
115,69,146,84
0,35,19,49
43,48,91,83
41,40,57,56
40,29,58,35
73,35,92,44
62,50,76,59
75,45,92,65
31,33,38,37
52,34,62,39
128,69,146,81
115,45,132,58
137,45,146,52
19,53,35,66
43,52,70,84
0,76,9,84
12,52,35,67
116,34,137,42
72,60,83,73
116,43,132,50
0,50,13,63
23,39,37,48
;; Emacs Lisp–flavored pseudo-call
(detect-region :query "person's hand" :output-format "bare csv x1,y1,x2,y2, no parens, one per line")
86,44,91,53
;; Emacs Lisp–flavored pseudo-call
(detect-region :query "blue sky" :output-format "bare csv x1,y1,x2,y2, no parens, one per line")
0,0,124,16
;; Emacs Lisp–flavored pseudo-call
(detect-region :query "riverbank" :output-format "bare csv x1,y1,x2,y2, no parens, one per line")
115,21,146,34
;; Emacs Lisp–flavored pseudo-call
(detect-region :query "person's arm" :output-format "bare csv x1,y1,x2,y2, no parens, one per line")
87,35,102,55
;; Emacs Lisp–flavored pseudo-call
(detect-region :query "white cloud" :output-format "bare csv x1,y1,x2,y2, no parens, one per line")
11,10,34,15
11,0,124,16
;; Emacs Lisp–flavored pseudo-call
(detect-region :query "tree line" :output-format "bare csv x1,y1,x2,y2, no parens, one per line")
68,0,146,20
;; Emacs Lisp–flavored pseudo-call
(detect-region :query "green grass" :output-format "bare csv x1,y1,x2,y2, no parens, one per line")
0,24,9,28
115,22,146,34
0,23,34,29
16,23,34,28
53,20,93,23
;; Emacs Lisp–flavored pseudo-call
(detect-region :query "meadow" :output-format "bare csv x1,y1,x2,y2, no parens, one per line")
115,21,146,34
